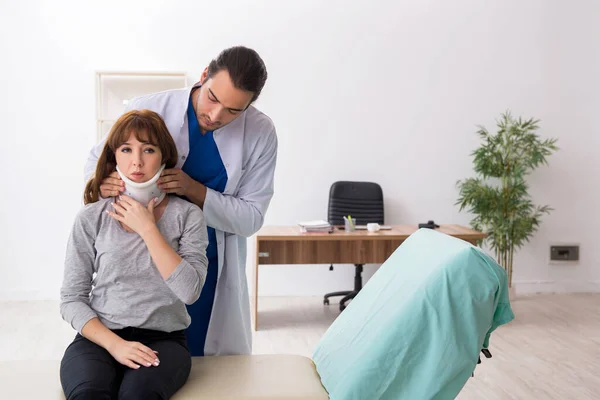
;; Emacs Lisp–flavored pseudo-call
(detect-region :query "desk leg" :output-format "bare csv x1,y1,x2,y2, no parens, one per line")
253,237,259,331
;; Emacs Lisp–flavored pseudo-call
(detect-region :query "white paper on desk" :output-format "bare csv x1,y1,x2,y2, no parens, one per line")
298,220,331,228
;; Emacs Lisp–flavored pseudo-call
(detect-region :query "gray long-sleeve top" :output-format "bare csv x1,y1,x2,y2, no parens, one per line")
60,196,209,334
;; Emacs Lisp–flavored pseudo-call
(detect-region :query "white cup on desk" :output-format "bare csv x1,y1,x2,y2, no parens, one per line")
367,223,381,232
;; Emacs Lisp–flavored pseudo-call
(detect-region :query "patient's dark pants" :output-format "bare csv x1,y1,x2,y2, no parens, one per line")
60,327,191,400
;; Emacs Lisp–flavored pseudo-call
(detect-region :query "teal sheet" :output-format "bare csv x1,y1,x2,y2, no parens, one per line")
312,228,514,400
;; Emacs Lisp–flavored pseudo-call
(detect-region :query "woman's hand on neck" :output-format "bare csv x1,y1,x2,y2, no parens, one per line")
118,196,169,234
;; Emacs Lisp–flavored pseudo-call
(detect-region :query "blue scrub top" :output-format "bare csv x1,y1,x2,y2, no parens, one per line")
182,91,228,356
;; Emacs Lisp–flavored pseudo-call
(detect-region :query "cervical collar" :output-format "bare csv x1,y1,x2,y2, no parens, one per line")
116,164,166,206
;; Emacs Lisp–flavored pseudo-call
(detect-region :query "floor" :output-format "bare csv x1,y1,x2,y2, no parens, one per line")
1,294,599,399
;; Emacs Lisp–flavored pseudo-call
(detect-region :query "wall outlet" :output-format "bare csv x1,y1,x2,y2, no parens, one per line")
550,245,579,262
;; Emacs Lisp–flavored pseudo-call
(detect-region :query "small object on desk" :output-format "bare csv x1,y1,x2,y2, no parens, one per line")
343,216,356,232
367,223,381,232
354,225,392,230
418,220,440,229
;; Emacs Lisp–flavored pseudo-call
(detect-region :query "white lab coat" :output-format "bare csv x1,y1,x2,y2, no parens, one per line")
84,85,278,355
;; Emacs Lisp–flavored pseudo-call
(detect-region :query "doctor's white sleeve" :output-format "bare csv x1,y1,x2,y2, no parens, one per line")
84,139,106,182
203,128,278,237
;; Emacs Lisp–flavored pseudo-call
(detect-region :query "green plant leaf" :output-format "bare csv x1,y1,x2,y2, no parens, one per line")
456,111,558,286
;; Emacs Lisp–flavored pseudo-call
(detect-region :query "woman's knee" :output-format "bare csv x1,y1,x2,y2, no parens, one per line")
118,386,166,400
66,387,114,400
118,361,191,400
60,337,119,399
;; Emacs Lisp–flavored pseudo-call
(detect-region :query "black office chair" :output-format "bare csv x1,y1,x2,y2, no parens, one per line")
323,181,384,311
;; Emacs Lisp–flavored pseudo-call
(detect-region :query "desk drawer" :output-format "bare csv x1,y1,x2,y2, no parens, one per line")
257,239,404,265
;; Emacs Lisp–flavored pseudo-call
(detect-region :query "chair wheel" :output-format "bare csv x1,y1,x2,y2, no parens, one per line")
339,304,346,311
323,299,330,305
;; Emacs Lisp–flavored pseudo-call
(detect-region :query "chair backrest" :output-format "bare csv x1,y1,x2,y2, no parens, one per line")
327,181,384,226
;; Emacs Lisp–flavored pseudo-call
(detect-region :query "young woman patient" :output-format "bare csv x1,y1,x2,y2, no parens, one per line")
59,109,209,400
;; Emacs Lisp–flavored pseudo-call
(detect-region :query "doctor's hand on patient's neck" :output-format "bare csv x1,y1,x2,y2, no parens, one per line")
100,171,125,198
158,168,207,209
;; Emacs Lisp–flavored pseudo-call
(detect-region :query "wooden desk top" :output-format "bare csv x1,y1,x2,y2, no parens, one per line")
256,224,487,242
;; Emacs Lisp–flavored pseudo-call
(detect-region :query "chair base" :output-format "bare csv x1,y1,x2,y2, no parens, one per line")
324,263,363,311
323,290,358,311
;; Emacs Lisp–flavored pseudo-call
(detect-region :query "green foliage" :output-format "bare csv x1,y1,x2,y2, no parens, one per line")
456,111,558,287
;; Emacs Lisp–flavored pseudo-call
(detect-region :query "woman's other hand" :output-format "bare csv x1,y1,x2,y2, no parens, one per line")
107,338,160,369
107,195,157,237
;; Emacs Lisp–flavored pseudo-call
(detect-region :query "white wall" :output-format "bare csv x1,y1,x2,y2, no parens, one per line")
0,0,598,300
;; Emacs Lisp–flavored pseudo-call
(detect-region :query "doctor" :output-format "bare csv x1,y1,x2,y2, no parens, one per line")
84,46,278,356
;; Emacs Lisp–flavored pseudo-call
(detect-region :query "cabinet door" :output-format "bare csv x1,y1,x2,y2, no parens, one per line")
95,72,187,141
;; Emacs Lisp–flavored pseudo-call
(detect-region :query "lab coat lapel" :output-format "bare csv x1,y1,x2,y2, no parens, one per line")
214,112,245,196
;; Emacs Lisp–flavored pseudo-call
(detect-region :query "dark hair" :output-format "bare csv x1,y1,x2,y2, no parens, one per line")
207,46,268,103
83,109,178,205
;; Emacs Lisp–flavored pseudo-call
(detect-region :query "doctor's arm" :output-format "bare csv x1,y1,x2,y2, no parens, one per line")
199,129,278,237
84,138,105,182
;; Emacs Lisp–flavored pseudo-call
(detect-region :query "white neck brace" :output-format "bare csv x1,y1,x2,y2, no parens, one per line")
116,164,166,206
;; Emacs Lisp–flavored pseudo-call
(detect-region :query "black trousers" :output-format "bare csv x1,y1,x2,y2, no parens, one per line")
60,327,191,400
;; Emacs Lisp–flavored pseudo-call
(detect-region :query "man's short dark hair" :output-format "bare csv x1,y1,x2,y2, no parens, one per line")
207,46,268,103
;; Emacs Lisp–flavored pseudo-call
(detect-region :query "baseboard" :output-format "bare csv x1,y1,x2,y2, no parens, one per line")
514,280,600,294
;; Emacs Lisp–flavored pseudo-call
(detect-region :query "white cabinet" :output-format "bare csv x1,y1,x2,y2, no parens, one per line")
95,71,188,141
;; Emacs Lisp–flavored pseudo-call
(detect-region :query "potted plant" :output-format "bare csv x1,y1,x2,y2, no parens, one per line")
456,111,558,293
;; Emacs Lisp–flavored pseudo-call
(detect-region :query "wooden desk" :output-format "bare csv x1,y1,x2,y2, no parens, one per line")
252,224,486,330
